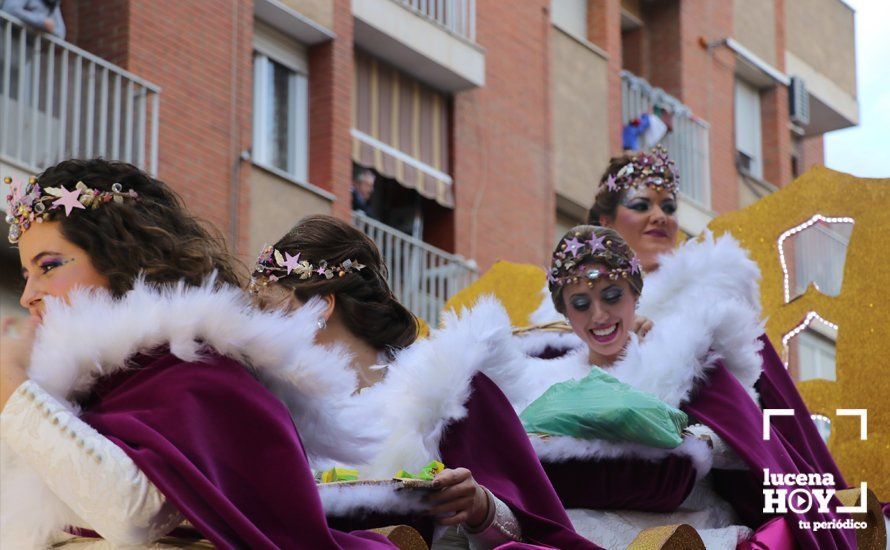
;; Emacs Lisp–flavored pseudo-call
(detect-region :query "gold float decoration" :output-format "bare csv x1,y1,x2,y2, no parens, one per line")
708,166,889,499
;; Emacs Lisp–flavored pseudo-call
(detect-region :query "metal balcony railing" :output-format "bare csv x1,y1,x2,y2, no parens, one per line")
0,11,160,174
399,0,476,42
352,210,478,326
620,70,710,208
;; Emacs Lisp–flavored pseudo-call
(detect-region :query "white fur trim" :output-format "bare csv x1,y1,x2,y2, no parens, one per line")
530,435,713,481
2,280,381,547
318,482,430,516
350,296,518,480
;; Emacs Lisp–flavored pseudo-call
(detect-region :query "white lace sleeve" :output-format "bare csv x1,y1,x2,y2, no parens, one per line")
458,488,523,550
0,380,184,545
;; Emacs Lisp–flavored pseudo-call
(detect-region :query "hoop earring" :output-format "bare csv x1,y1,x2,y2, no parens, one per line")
316,317,327,330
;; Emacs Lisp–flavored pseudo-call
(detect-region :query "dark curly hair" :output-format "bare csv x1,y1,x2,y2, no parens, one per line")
33,158,243,295
586,154,636,226
548,225,644,315
265,215,418,350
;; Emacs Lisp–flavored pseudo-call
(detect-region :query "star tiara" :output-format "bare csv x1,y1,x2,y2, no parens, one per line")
547,231,642,289
4,176,139,244
601,145,679,196
249,244,366,293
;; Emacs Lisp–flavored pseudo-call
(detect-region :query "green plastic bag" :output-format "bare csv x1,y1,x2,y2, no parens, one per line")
520,366,688,449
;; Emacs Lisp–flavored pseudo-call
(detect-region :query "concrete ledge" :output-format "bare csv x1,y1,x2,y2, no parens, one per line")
352,0,485,91
785,50,859,136
254,0,335,45
678,194,716,237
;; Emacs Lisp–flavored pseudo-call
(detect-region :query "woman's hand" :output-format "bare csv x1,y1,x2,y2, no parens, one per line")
632,315,653,339
0,316,37,409
427,467,490,527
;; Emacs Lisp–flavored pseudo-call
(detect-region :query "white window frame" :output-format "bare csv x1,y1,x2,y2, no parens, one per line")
252,22,309,182
734,78,763,179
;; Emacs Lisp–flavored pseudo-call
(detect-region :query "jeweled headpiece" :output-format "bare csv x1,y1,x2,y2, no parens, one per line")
249,244,366,293
547,228,642,293
4,176,138,244
601,146,678,196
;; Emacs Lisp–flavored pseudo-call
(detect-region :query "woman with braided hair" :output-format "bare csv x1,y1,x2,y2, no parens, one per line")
250,214,602,550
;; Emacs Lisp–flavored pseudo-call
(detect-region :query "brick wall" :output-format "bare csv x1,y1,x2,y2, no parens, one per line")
452,0,554,269
690,0,737,215
63,0,129,67
62,1,255,256
801,135,825,172
760,0,792,188
308,0,353,221
587,0,623,155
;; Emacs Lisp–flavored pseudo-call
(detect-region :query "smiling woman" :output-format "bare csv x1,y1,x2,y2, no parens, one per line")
587,147,679,272
547,226,643,367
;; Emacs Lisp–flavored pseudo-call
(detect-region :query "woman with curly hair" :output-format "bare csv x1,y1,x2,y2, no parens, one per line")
0,159,400,548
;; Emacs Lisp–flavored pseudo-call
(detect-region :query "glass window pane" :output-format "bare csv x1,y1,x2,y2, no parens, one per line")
267,59,292,173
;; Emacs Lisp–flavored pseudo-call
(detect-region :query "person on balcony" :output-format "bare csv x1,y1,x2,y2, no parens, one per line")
1,0,65,39
0,159,402,548
352,165,376,218
249,214,602,550
499,148,857,548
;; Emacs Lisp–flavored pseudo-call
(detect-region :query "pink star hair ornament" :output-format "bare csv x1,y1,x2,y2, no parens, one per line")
587,234,606,253
51,186,86,216
563,236,584,258
282,252,301,275
629,256,642,275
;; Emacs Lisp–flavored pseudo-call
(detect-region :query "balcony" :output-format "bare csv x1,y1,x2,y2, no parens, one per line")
620,70,711,209
352,210,477,326
0,11,160,174
784,0,858,135
398,0,475,42
352,0,484,92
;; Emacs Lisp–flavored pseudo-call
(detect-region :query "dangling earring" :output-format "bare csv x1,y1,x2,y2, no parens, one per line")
316,317,327,330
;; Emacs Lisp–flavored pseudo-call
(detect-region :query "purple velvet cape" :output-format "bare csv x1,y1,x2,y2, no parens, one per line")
683,339,856,549
80,350,395,550
440,373,603,549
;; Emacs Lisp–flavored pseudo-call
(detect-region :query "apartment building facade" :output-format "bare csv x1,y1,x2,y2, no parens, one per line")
1,0,858,364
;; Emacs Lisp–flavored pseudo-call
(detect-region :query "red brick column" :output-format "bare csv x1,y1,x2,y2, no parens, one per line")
453,1,553,269
761,0,792,188
121,1,254,255
588,0,623,155
681,0,737,214
308,0,354,221
802,135,825,172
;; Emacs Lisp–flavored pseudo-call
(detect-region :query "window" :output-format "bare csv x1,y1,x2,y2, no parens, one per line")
252,23,308,181
797,329,836,381
734,79,763,179
551,0,588,41
792,221,852,298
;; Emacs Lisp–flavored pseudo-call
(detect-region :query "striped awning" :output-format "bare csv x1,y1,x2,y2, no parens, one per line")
352,50,454,208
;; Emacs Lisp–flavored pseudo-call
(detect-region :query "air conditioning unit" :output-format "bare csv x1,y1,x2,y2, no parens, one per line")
789,76,810,126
